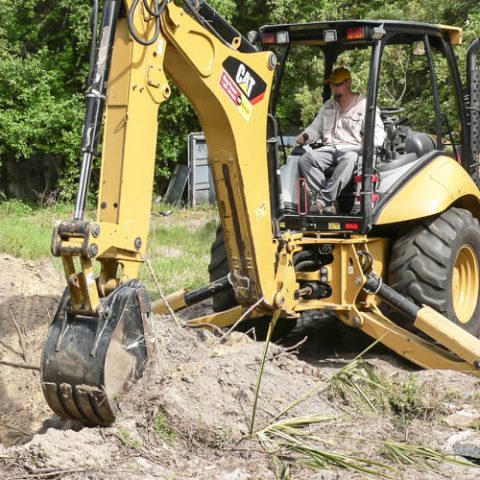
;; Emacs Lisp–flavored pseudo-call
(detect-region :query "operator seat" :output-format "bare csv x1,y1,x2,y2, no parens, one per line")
404,132,437,158
377,132,436,173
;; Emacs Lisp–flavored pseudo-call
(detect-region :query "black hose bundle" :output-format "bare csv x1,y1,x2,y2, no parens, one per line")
128,0,167,46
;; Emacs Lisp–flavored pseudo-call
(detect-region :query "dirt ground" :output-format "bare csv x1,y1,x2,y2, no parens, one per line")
1,255,480,479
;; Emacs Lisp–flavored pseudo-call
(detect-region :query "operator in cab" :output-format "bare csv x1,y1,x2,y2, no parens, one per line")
296,67,386,215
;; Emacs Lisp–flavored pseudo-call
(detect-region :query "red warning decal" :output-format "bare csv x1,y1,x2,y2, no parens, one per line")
220,57,267,122
220,71,242,106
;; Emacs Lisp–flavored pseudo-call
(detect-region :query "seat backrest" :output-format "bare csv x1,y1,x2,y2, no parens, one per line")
405,132,437,158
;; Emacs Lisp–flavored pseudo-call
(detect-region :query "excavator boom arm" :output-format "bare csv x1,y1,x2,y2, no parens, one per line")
44,0,282,425
52,0,279,312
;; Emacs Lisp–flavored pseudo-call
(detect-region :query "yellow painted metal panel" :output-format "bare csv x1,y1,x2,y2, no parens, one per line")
97,16,169,260
436,24,463,44
415,306,480,366
359,310,479,376
162,4,278,308
377,156,480,225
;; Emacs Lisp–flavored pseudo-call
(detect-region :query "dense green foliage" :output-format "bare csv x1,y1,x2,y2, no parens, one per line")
0,1,90,199
0,0,478,200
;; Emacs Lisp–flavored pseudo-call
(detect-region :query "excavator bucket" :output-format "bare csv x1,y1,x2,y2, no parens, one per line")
41,281,153,425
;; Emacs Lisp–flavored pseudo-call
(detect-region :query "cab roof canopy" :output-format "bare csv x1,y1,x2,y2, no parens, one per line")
260,20,463,47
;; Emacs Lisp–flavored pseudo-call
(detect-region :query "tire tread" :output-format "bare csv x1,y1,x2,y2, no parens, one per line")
389,208,480,335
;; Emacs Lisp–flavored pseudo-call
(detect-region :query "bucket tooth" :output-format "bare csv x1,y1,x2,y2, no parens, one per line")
73,386,106,425
59,384,86,422
42,382,69,419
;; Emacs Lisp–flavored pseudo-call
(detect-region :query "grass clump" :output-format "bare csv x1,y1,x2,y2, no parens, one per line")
117,426,142,449
0,199,35,216
386,376,435,424
330,358,391,413
330,360,443,427
252,330,394,478
153,413,177,443
253,337,461,478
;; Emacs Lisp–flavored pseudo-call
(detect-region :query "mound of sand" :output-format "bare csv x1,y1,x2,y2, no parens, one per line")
0,255,479,479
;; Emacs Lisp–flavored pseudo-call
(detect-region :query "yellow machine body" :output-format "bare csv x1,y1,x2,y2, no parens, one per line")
45,1,480,426
376,155,480,225
54,2,281,311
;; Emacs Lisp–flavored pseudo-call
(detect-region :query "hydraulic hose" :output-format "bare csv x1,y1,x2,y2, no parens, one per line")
363,273,420,321
127,0,167,46
184,275,232,306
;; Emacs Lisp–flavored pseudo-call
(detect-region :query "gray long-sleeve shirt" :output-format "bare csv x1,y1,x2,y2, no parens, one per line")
303,94,386,149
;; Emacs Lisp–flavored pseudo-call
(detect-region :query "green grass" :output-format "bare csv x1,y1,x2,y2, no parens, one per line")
117,425,142,449
153,412,177,443
256,415,394,478
0,199,218,296
0,200,72,260
140,207,218,298
382,441,480,471
254,339,478,478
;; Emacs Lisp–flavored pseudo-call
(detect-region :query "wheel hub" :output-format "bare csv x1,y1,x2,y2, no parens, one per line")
452,244,479,324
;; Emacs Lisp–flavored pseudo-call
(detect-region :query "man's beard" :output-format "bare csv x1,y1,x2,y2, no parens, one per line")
334,93,342,100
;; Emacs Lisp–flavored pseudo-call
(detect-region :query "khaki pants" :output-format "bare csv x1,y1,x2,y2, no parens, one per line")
299,146,360,204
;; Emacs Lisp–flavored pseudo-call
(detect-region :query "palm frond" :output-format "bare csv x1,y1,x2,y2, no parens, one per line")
382,441,480,471
256,415,394,478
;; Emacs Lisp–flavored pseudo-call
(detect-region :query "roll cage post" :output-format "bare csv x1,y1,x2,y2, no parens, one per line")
269,43,291,170
424,35,445,151
360,38,383,232
269,43,290,117
438,34,470,169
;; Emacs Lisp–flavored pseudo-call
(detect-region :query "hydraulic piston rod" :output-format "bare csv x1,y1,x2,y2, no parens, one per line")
153,276,233,314
74,0,122,220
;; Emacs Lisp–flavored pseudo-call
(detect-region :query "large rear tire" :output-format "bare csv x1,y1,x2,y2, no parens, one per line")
208,226,296,340
389,208,480,337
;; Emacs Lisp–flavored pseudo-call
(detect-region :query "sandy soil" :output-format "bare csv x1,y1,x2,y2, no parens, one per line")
0,255,480,479
0,255,64,447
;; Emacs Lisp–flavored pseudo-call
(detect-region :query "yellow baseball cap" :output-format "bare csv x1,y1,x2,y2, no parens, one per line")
325,67,351,85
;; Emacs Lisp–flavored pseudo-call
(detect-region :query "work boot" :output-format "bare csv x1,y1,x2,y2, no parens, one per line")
322,204,337,215
309,199,337,215
309,199,328,215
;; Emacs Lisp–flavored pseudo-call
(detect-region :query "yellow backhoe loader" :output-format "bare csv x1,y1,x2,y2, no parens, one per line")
41,0,480,426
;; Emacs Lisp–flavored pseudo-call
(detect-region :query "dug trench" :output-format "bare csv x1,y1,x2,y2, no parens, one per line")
1,255,480,479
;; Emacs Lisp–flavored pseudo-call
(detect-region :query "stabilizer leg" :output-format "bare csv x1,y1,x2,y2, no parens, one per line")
362,273,480,375
359,309,480,376
152,275,233,315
